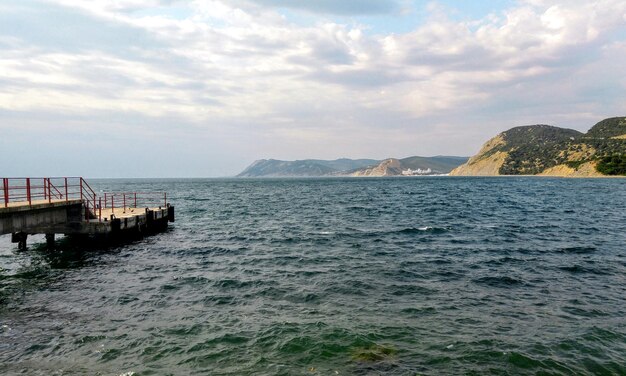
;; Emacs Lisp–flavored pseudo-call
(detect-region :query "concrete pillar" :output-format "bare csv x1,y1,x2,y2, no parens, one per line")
12,232,28,250
168,205,175,222
45,233,55,248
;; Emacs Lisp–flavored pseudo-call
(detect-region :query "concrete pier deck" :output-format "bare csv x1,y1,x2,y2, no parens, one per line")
2,199,74,210
1,177,174,249
81,206,174,235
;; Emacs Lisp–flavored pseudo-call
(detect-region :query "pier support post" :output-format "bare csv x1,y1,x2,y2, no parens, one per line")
45,233,55,248
12,232,28,250
168,205,175,222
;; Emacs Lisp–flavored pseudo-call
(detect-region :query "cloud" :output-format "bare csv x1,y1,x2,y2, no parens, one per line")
0,1,161,56
0,0,625,176
242,0,399,15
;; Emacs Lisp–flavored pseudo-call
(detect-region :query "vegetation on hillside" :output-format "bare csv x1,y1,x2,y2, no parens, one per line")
585,117,626,138
472,118,626,176
596,154,626,175
479,125,582,175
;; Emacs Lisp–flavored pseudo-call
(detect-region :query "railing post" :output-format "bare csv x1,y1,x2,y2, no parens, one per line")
164,192,167,207
26,178,31,206
3,178,8,208
104,193,107,208
64,177,68,202
134,192,137,208
123,193,126,213
80,178,83,201
47,178,52,203
99,198,102,222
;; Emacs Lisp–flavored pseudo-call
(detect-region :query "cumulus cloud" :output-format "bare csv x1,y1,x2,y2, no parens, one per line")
243,0,399,15
1,0,625,176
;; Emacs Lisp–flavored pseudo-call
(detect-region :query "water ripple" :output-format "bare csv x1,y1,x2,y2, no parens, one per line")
1,177,625,375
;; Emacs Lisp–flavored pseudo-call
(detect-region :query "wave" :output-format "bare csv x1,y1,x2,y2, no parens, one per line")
473,275,525,287
556,246,598,254
320,226,449,239
561,306,609,318
485,257,525,266
397,226,449,235
400,306,437,315
558,265,612,275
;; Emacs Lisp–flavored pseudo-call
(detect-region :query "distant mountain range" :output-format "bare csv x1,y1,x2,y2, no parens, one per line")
238,117,625,178
237,156,469,177
451,117,626,177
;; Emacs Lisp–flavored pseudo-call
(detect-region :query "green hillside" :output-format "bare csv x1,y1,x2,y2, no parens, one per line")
454,117,626,176
585,117,626,138
497,125,583,175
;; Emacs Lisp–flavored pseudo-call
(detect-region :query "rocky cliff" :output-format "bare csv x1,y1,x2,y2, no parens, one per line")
350,159,403,177
451,117,626,177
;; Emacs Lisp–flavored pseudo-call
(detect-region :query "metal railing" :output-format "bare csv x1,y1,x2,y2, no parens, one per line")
1,177,167,223
2,177,82,205
101,192,168,214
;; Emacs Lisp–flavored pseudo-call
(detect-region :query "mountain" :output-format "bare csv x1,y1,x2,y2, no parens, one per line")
309,158,381,172
237,156,468,177
350,159,403,177
451,117,626,177
237,158,379,177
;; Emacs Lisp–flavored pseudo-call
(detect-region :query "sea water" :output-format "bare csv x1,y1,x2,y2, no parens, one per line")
1,177,625,375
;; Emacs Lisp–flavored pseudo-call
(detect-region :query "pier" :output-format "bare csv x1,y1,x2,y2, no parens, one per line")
0,177,174,249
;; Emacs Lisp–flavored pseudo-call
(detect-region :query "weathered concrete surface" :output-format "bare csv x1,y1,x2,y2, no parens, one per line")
3,199,70,209
0,200,83,235
1,200,174,237
0,199,83,213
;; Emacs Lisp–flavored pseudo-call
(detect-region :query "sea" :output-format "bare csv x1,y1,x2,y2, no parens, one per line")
1,177,625,376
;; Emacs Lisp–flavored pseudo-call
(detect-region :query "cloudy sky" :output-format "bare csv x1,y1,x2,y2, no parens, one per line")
1,0,625,177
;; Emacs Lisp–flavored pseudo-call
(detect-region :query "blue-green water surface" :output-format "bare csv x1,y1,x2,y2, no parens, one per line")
1,177,625,375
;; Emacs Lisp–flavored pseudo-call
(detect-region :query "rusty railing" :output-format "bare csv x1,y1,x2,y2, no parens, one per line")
1,177,167,223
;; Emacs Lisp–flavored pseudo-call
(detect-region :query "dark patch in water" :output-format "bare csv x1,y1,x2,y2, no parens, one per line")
389,284,436,296
213,278,256,289
202,295,237,306
507,352,543,369
562,306,609,318
351,344,397,362
485,256,525,266
401,306,437,316
557,246,598,254
473,275,525,287
559,265,612,275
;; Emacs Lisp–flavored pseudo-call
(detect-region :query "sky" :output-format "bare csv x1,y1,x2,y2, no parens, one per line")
1,0,625,177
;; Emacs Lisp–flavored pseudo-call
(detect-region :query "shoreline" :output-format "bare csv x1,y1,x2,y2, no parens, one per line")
234,174,626,179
